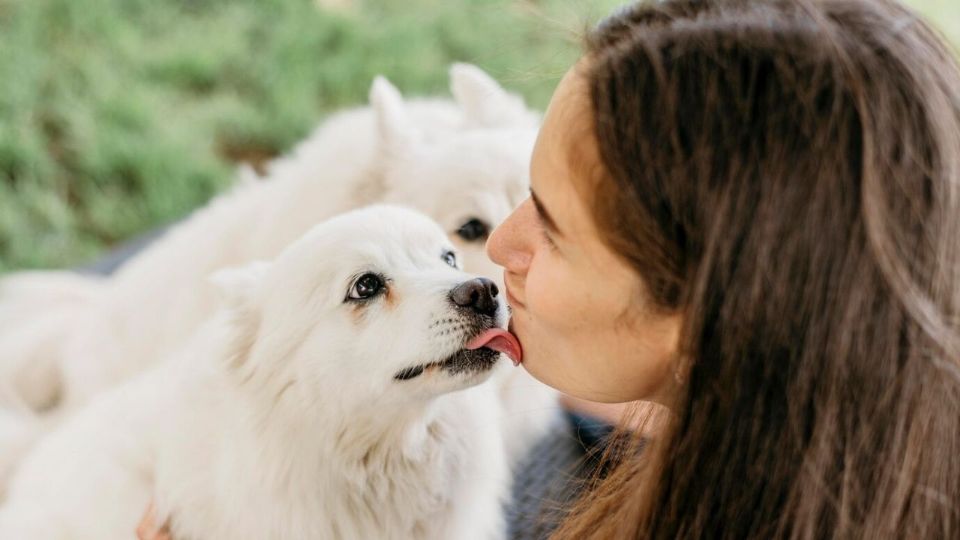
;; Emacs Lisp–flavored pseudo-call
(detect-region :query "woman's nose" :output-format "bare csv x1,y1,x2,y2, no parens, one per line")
486,198,535,274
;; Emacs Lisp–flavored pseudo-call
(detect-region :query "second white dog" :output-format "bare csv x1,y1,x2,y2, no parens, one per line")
0,205,520,540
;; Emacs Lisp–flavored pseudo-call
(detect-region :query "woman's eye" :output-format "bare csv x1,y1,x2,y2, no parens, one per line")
456,218,489,242
540,226,557,250
348,273,385,300
442,251,458,268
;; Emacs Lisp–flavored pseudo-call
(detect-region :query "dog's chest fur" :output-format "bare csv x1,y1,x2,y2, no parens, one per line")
158,375,506,540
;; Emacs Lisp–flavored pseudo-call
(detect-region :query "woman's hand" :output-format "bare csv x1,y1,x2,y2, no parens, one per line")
136,502,171,540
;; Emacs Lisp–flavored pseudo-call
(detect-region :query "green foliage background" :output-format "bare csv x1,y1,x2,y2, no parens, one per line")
1,0,957,271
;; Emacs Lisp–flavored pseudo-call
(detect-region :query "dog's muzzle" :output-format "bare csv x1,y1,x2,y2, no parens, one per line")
392,278,504,382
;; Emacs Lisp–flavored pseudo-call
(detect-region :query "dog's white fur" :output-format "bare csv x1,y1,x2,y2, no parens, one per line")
0,65,559,490
0,206,510,539
53,65,538,409
0,272,105,489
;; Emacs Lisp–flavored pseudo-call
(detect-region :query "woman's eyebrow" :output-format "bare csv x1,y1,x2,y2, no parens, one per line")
530,189,563,237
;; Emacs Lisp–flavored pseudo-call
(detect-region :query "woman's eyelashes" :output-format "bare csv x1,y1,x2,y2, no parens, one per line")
532,207,558,250
539,223,558,250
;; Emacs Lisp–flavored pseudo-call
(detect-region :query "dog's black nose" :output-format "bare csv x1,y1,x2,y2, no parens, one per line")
450,278,499,317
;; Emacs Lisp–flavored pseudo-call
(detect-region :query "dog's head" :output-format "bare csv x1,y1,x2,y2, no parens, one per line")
210,205,520,410
369,65,537,279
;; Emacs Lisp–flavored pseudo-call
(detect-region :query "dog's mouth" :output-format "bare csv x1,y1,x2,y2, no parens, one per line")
393,328,522,382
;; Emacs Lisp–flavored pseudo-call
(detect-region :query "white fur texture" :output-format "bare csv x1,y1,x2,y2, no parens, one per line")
0,65,558,493
0,206,510,539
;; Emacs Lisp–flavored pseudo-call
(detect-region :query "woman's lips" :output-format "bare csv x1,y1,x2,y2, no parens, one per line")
503,280,525,310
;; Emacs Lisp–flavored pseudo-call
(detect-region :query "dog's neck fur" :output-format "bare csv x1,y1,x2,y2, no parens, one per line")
159,325,498,539
234,378,463,482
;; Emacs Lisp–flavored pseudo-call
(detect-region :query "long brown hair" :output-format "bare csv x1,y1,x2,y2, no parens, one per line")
554,0,960,537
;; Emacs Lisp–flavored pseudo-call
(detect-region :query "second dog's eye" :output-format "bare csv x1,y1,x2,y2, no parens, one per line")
442,251,457,268
456,218,489,242
348,273,385,300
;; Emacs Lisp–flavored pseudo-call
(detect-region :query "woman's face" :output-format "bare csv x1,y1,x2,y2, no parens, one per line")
487,65,681,405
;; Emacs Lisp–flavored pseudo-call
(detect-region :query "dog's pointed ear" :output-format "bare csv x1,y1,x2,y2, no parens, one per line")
450,63,536,128
208,261,269,372
209,261,270,311
370,76,419,156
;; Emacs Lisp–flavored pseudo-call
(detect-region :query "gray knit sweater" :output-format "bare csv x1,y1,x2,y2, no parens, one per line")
506,412,612,539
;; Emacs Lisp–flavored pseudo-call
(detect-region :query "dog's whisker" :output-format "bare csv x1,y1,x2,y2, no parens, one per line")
393,365,426,381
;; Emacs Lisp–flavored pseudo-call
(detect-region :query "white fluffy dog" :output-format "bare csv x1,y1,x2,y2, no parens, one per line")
0,206,520,539
0,65,557,488
2,64,537,411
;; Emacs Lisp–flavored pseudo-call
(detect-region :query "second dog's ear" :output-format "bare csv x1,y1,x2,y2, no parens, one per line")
449,63,537,128
369,76,420,157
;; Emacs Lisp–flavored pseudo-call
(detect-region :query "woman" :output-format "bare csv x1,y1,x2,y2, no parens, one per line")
142,0,960,537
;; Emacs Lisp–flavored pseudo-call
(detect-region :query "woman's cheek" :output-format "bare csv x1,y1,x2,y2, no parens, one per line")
524,256,571,330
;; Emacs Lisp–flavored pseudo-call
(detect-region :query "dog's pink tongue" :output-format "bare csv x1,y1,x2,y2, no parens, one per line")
466,329,523,366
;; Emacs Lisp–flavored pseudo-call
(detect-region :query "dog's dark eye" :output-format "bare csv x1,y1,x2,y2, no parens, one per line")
456,218,489,242
442,250,458,268
348,273,384,300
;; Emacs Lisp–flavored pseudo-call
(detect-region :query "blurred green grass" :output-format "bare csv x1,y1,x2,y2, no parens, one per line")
0,0,957,272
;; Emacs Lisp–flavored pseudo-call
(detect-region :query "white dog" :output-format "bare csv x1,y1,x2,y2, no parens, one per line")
0,206,522,539
0,65,557,488
2,64,537,410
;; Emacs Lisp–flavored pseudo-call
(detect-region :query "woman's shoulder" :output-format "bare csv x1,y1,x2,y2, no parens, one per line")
506,411,614,539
